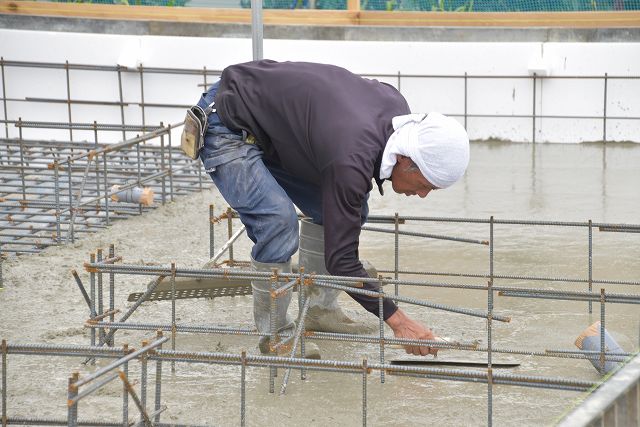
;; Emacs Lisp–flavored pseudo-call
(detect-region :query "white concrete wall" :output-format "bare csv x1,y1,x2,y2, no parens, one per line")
1,29,639,143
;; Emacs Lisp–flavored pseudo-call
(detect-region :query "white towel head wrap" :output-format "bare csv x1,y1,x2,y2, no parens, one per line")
380,112,470,189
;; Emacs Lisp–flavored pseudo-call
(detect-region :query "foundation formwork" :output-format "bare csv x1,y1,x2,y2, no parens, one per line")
2,209,639,426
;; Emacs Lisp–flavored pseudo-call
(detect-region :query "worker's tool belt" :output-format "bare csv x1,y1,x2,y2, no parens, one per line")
180,102,215,160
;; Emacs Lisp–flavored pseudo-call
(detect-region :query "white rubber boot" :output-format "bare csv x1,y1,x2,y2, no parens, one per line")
299,219,376,334
251,258,321,359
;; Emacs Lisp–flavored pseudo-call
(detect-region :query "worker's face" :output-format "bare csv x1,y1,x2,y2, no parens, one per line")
390,156,438,198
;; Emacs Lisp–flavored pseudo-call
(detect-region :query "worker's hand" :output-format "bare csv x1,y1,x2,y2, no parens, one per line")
385,308,438,356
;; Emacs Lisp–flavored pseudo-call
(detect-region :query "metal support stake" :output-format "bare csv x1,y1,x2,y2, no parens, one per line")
109,244,115,346
117,66,126,142
139,65,146,133
600,289,606,375
299,267,307,380
488,216,494,427
89,252,96,358
603,73,608,143
397,71,401,93
17,118,26,200
378,277,385,384
136,139,142,216
209,204,215,259
170,263,177,373
92,122,101,214
203,66,208,89
2,339,7,427
532,73,537,144
269,268,278,394
362,358,368,427
394,212,399,298
122,344,129,427
588,220,593,314
54,160,61,244
1,57,8,140
154,332,163,424
103,154,110,226
66,156,74,242
67,372,79,427
464,71,468,129
140,340,148,424
160,125,166,206
241,350,247,427
227,207,234,264
65,61,73,142
97,249,104,346
167,124,174,201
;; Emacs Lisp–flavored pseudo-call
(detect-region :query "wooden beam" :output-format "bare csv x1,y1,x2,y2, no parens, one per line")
347,0,360,12
1,1,639,28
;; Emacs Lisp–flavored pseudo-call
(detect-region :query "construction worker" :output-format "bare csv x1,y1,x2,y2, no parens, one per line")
189,60,469,357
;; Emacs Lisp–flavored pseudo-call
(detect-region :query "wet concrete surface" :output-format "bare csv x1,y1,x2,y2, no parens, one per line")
0,141,639,426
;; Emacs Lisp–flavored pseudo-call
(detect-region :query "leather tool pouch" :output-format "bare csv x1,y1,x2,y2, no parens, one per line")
180,105,207,160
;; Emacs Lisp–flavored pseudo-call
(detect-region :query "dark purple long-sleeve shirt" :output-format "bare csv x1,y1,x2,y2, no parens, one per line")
215,60,410,320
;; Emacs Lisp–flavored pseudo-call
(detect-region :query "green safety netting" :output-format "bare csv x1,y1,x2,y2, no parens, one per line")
47,0,640,11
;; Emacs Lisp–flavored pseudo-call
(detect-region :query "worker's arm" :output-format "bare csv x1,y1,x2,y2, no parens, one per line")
385,308,438,356
321,160,399,320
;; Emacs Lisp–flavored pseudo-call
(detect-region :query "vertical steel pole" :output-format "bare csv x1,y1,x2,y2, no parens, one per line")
140,340,148,423
160,124,166,206
240,350,247,427
103,154,110,226
67,372,79,427
603,73,608,143
109,244,115,346
93,122,101,213
394,213,399,298
532,73,537,144
122,344,129,427
67,156,74,242
65,61,73,142
17,118,26,201
488,216,494,427
89,253,96,356
2,339,7,427
588,220,593,314
136,138,142,216
139,65,146,133
251,0,264,61
378,277,385,384
117,66,126,142
299,267,307,379
203,66,208,89
0,58,8,140
171,263,176,374
397,71,401,93
600,289,606,375
209,204,215,259
154,331,163,424
97,249,104,346
227,207,234,264
464,71,468,130
362,358,368,427
54,160,61,244
167,124,174,201
269,269,277,394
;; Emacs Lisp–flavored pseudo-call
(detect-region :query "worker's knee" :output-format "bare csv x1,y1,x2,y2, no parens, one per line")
270,204,300,256
251,203,299,264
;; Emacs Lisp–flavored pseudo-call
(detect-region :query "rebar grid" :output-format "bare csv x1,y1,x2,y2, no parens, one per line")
1,209,639,425
0,124,210,257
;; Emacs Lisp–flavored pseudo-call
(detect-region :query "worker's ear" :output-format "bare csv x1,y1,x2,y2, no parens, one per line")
396,155,411,166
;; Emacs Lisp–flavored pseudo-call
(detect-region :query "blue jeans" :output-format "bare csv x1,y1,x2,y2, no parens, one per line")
198,81,369,264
